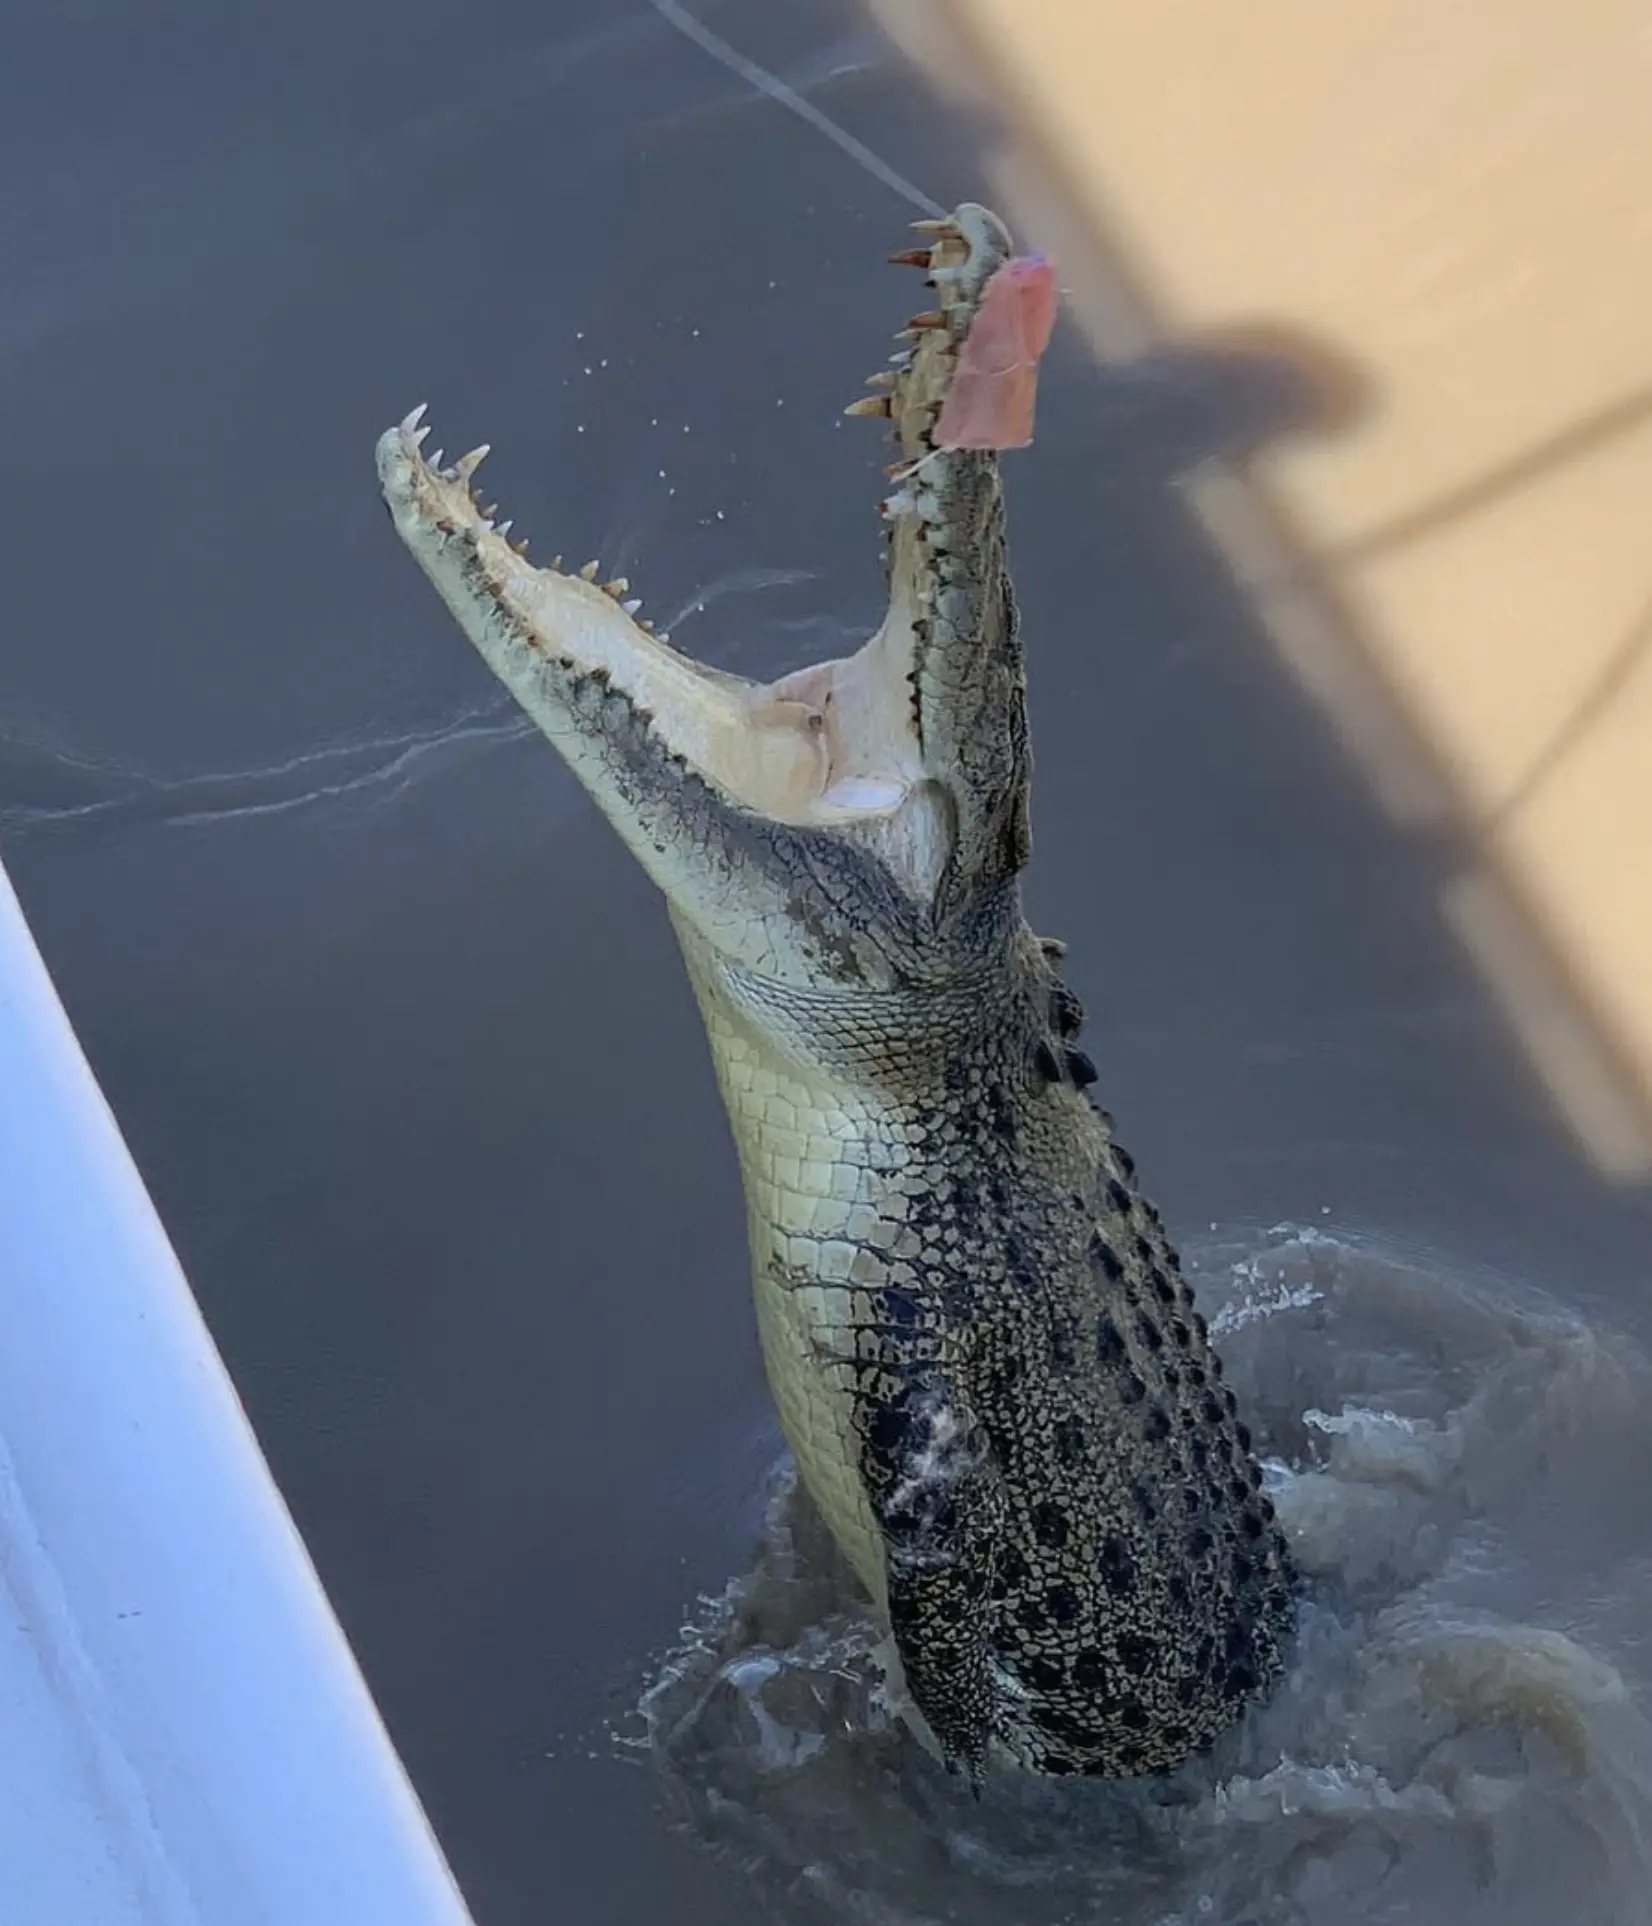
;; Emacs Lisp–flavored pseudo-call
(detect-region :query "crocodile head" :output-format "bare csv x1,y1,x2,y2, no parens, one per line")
377,203,1039,994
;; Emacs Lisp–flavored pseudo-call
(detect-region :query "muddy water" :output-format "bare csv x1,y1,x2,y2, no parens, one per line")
643,1230,1652,1925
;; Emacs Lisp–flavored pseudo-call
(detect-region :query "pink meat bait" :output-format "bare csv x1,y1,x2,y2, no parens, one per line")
933,252,1058,451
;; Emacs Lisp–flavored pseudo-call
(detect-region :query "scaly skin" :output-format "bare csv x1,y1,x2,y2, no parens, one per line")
376,203,1294,1780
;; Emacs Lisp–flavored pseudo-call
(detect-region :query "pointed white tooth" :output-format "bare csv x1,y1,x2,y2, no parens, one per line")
888,352,910,365
497,519,513,537
867,371,896,389
401,403,429,433
621,598,642,615
579,559,600,580
456,445,490,478
603,576,630,597
430,448,445,469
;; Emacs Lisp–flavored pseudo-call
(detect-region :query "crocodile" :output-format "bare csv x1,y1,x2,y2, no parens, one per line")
376,202,1294,1781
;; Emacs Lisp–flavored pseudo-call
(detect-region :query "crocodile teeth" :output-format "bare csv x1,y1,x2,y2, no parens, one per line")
549,554,563,571
578,559,600,580
844,395,891,418
401,403,429,434
888,247,932,267
496,519,513,537
865,371,897,389
621,598,643,615
910,217,953,234
602,576,630,598
456,445,490,479
906,311,946,330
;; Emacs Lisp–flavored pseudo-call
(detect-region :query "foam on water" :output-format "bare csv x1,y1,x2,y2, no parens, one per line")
635,1229,1652,1925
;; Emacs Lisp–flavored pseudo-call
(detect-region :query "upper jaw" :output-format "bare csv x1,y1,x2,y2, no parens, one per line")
374,203,1018,843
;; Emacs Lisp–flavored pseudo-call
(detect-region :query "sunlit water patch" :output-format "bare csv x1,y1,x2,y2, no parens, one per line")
635,1228,1652,1925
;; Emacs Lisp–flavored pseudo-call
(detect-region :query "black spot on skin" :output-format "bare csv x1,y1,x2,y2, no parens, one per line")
1092,1237,1125,1283
1191,1311,1210,1342
1175,1674,1200,1707
1230,1476,1250,1505
1200,1391,1224,1426
1116,1632,1155,1676
1138,1314,1164,1351
1152,1273,1178,1306
1231,1551,1253,1586
1186,1361,1207,1388
1161,1363,1180,1391
1073,1649,1111,1692
1259,1495,1277,1522
997,1544,1029,1590
1143,1403,1172,1443
1163,1243,1182,1267
1236,1421,1254,1453
1048,1320,1077,1371
1224,1620,1253,1664
1241,1509,1266,1540
1187,1526,1214,1558
1100,1534,1137,1597
1106,1177,1133,1216
1226,1662,1259,1697
1120,1371,1147,1406
1054,1415,1088,1465
1044,1581,1081,1624
1017,1595,1047,1634
1247,1462,1264,1491
1064,1048,1098,1088
1021,1654,1064,1691
1131,1481,1157,1522
1119,1700,1149,1731
1223,1386,1239,1415
1095,1315,1126,1366
1033,1501,1070,1550
1167,1574,1190,1608
1189,1437,1210,1471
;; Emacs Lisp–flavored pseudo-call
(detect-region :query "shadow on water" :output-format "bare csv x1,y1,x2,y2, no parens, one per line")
638,1230,1652,1925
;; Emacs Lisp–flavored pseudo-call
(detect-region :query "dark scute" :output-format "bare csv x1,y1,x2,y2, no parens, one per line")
1236,1420,1254,1452
1152,1272,1178,1306
1054,1415,1088,1464
1105,1176,1133,1216
1032,1037,1064,1083
1121,1370,1147,1406
1033,1501,1070,1550
1100,1533,1138,1597
1132,1480,1158,1522
1187,1525,1214,1558
1095,1314,1126,1367
1021,1653,1064,1691
1073,1648,1112,1692
1119,1700,1149,1731
1115,1631,1156,1676
1047,994,1079,1041
1142,1403,1172,1443
1114,1144,1137,1178
1044,1580,1081,1624
1064,1047,1098,1087
1092,1237,1125,1283
1137,1314,1164,1351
